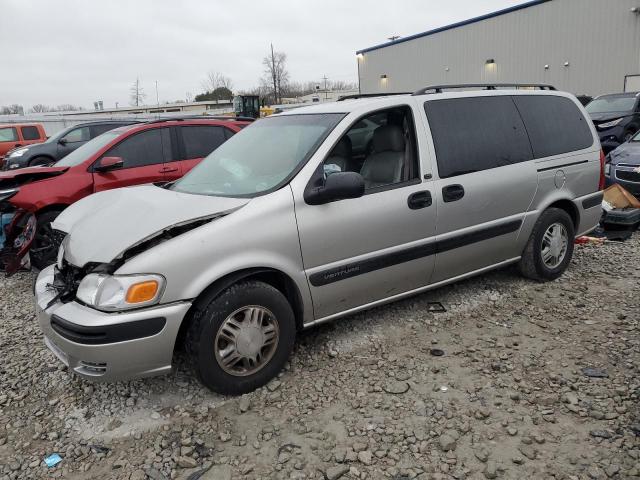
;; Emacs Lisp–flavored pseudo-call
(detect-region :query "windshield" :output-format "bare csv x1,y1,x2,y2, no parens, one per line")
586,96,636,114
55,131,120,167
172,113,344,197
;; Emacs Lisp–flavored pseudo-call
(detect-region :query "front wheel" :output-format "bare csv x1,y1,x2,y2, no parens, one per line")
518,208,575,281
30,210,63,270
186,281,296,395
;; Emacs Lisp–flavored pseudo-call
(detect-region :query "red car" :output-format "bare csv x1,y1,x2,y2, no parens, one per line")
0,118,249,272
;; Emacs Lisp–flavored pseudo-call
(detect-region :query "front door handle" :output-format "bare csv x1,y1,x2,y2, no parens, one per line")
407,190,432,210
442,184,465,202
159,166,178,173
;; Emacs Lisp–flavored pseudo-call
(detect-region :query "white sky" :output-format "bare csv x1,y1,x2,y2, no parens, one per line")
2,0,522,109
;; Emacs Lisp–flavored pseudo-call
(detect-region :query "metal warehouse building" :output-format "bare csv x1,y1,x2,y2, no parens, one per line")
357,0,640,97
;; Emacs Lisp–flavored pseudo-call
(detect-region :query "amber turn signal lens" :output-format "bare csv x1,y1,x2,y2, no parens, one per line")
126,280,159,304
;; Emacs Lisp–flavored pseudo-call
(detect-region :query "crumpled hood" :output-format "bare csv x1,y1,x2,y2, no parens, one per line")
608,142,640,165
53,184,249,266
589,111,631,123
0,165,68,187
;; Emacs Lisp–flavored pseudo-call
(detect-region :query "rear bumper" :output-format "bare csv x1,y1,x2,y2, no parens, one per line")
574,191,603,236
35,265,192,382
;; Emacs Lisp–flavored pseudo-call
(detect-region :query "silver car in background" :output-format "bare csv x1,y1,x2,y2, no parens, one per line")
35,85,604,394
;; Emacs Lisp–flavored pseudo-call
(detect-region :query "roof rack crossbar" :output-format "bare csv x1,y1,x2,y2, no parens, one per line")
337,92,412,101
412,83,556,96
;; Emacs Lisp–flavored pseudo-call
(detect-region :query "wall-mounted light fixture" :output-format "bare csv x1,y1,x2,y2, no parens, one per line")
485,58,495,65
380,74,388,79
564,61,570,67
445,67,450,72
356,53,364,60
631,6,640,14
544,64,550,70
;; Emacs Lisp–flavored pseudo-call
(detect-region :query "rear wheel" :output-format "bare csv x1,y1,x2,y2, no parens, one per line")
30,210,63,270
186,281,296,395
518,208,575,281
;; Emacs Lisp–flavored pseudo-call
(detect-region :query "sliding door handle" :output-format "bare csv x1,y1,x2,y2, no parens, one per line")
442,184,465,202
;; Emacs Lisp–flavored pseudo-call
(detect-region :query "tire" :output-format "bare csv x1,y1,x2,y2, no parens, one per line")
518,207,575,282
186,280,296,395
30,210,63,270
29,156,53,167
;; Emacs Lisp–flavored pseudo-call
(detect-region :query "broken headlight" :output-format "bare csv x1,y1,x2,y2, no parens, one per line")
76,273,165,311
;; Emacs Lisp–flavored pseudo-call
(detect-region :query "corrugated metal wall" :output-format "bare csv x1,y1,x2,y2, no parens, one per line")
358,0,640,96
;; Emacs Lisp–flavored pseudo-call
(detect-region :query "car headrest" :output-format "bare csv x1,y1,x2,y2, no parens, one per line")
330,136,352,158
372,125,404,153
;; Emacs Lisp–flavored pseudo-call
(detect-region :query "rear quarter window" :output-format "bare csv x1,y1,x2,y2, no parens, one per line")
424,96,533,178
21,126,41,140
513,95,594,158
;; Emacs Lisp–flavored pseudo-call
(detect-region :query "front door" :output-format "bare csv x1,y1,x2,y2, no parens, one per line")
294,105,437,320
92,127,173,192
57,125,91,158
422,95,537,283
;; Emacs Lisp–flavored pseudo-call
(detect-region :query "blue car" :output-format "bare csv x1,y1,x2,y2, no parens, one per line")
604,129,640,197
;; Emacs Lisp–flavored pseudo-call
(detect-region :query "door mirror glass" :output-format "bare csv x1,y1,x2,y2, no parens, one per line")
95,156,124,172
305,171,365,205
58,138,67,145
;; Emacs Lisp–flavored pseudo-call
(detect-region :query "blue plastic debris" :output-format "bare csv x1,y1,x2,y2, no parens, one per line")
44,453,62,468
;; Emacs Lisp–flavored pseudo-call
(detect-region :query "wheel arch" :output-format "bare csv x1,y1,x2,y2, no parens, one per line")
174,267,305,355
545,198,579,229
29,154,56,166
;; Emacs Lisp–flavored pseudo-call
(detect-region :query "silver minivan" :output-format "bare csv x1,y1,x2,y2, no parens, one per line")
35,85,604,394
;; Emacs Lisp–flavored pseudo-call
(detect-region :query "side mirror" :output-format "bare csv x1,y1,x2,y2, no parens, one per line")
58,138,67,145
305,171,365,205
94,156,124,172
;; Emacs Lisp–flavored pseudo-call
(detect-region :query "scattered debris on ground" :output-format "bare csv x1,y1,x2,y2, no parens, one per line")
1,235,638,479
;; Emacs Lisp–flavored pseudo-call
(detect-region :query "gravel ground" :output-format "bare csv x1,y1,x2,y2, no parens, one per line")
1,234,639,480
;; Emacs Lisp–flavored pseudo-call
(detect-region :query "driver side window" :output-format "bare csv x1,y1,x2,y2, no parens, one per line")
323,106,419,191
101,128,170,169
62,126,90,143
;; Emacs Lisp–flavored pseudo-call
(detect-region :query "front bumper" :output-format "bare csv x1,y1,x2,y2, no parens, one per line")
35,264,192,382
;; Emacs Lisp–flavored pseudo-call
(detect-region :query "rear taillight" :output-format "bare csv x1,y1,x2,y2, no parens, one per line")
598,149,606,191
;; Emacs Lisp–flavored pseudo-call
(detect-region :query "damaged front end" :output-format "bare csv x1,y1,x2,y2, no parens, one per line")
0,209,37,276
0,187,36,276
49,214,224,304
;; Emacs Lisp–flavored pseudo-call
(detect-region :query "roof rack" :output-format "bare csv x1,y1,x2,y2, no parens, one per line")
143,115,255,125
412,83,556,96
337,92,412,101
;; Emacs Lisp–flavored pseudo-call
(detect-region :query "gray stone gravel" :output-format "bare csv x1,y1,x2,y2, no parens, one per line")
0,234,639,479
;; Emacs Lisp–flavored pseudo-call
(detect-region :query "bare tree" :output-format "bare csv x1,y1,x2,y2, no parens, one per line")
30,104,51,113
5,104,24,115
201,72,233,93
54,104,79,112
130,78,146,107
262,44,289,104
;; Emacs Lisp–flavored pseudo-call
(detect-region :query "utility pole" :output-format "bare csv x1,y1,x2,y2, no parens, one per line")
322,75,329,100
155,80,159,107
115,102,119,109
